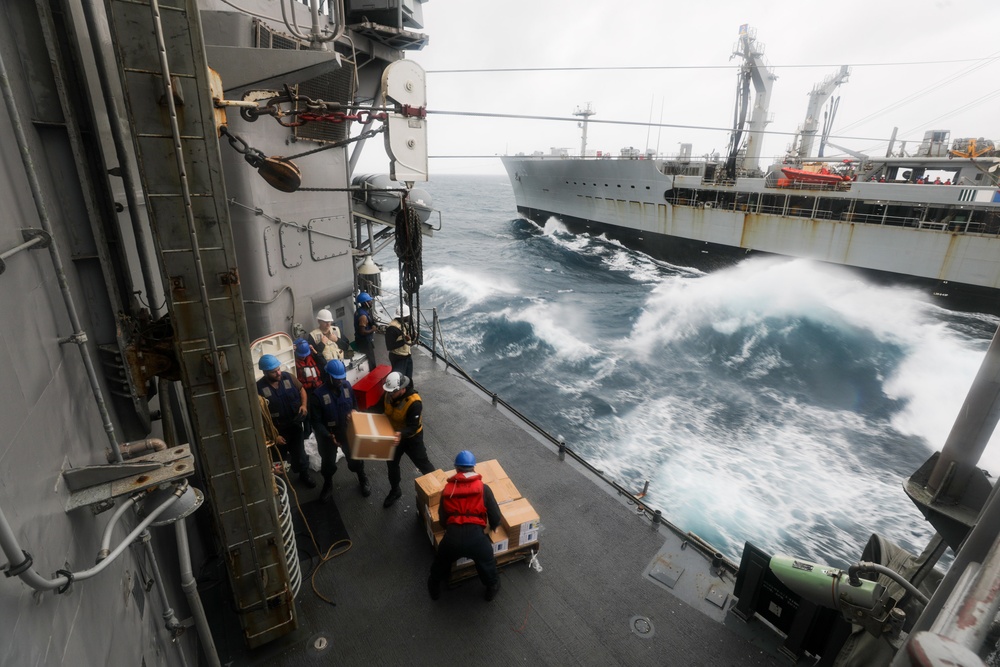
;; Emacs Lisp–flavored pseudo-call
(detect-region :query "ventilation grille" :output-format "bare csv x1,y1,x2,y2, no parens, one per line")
252,19,358,144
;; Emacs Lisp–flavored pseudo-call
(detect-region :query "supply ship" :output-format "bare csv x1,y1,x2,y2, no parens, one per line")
502,27,1000,309
2,5,1000,667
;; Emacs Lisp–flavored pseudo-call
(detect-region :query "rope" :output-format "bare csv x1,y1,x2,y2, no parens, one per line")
268,449,352,606
394,200,423,297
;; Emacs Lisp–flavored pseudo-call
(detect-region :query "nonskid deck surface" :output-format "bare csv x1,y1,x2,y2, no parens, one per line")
211,343,788,666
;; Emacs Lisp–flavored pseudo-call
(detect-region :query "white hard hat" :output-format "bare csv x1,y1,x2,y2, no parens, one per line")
316,308,334,322
383,371,408,393
394,304,410,318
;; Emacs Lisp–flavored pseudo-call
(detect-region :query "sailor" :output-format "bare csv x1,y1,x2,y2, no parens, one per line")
427,450,502,602
257,354,315,488
310,309,346,363
385,304,415,382
381,371,435,508
293,337,323,439
309,359,372,502
354,292,378,370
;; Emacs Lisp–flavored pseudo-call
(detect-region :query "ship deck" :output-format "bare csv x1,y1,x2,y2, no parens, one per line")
204,342,793,666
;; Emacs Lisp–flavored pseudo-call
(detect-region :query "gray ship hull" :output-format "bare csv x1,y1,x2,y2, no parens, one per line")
502,156,1000,306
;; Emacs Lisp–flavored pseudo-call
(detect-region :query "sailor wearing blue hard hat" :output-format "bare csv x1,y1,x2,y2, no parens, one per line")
353,292,378,370
427,450,502,602
256,354,315,488
307,358,372,502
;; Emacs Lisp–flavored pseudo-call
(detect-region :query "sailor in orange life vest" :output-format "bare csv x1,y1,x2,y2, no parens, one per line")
427,450,502,602
293,337,323,439
381,371,436,508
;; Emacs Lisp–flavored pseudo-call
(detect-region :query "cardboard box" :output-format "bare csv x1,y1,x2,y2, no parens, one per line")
440,460,507,485
425,503,442,533
501,498,540,548
489,526,509,555
346,410,397,460
415,470,448,507
515,528,539,548
474,459,507,485
486,477,521,505
424,517,444,547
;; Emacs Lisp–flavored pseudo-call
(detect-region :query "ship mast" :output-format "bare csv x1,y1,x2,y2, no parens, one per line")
726,25,775,177
575,103,595,157
794,65,850,159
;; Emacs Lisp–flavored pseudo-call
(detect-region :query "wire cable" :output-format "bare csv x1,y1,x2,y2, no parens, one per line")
426,56,1000,74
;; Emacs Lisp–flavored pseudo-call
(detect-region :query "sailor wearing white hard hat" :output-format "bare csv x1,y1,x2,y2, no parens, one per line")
380,370,435,508
309,308,344,363
385,304,414,383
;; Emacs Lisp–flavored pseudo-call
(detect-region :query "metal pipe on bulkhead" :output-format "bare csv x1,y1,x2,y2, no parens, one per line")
80,0,164,317
97,495,140,560
112,437,168,461
140,530,189,667
0,486,183,591
0,49,124,464
175,518,222,667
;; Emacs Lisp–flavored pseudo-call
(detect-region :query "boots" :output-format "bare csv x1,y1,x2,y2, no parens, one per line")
358,474,372,497
382,486,402,508
319,477,333,504
484,579,501,602
427,576,440,601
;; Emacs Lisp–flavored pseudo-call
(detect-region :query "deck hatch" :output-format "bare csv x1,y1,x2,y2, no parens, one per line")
649,555,684,589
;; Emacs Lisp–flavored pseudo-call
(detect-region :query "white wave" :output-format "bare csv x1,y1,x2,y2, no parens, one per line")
420,264,520,307
496,303,601,362
593,388,931,565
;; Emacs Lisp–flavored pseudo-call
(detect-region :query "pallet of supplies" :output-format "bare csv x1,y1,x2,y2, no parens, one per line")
346,410,397,460
415,461,538,564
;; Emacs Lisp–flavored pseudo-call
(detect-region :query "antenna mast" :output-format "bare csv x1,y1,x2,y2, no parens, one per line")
574,103,595,157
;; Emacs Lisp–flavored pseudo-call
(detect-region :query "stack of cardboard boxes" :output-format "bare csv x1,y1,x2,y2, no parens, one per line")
415,460,540,569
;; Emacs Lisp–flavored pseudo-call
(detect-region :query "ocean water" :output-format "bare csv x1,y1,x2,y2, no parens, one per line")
377,173,1000,568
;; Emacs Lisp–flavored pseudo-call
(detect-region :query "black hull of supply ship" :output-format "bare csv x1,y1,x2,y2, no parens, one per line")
2,8,1000,667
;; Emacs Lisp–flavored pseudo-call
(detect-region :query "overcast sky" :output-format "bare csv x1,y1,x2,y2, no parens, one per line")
354,0,1000,177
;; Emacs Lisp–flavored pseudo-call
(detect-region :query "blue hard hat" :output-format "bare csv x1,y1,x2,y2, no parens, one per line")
258,354,281,372
356,291,373,304
454,450,476,468
325,359,347,380
294,338,311,358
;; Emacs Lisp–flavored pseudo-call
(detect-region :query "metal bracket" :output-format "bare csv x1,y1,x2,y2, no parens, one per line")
63,444,195,511
21,228,52,248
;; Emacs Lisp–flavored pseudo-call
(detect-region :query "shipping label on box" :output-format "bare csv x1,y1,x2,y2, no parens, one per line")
511,527,539,548
415,469,448,506
489,526,509,555
486,477,521,505
346,410,397,461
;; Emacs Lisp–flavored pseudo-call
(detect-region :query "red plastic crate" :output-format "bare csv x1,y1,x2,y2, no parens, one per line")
353,364,392,410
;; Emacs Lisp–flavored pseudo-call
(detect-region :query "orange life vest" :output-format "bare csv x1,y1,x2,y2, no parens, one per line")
442,473,487,527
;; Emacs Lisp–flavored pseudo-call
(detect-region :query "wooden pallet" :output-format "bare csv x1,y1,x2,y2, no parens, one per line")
447,542,540,584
